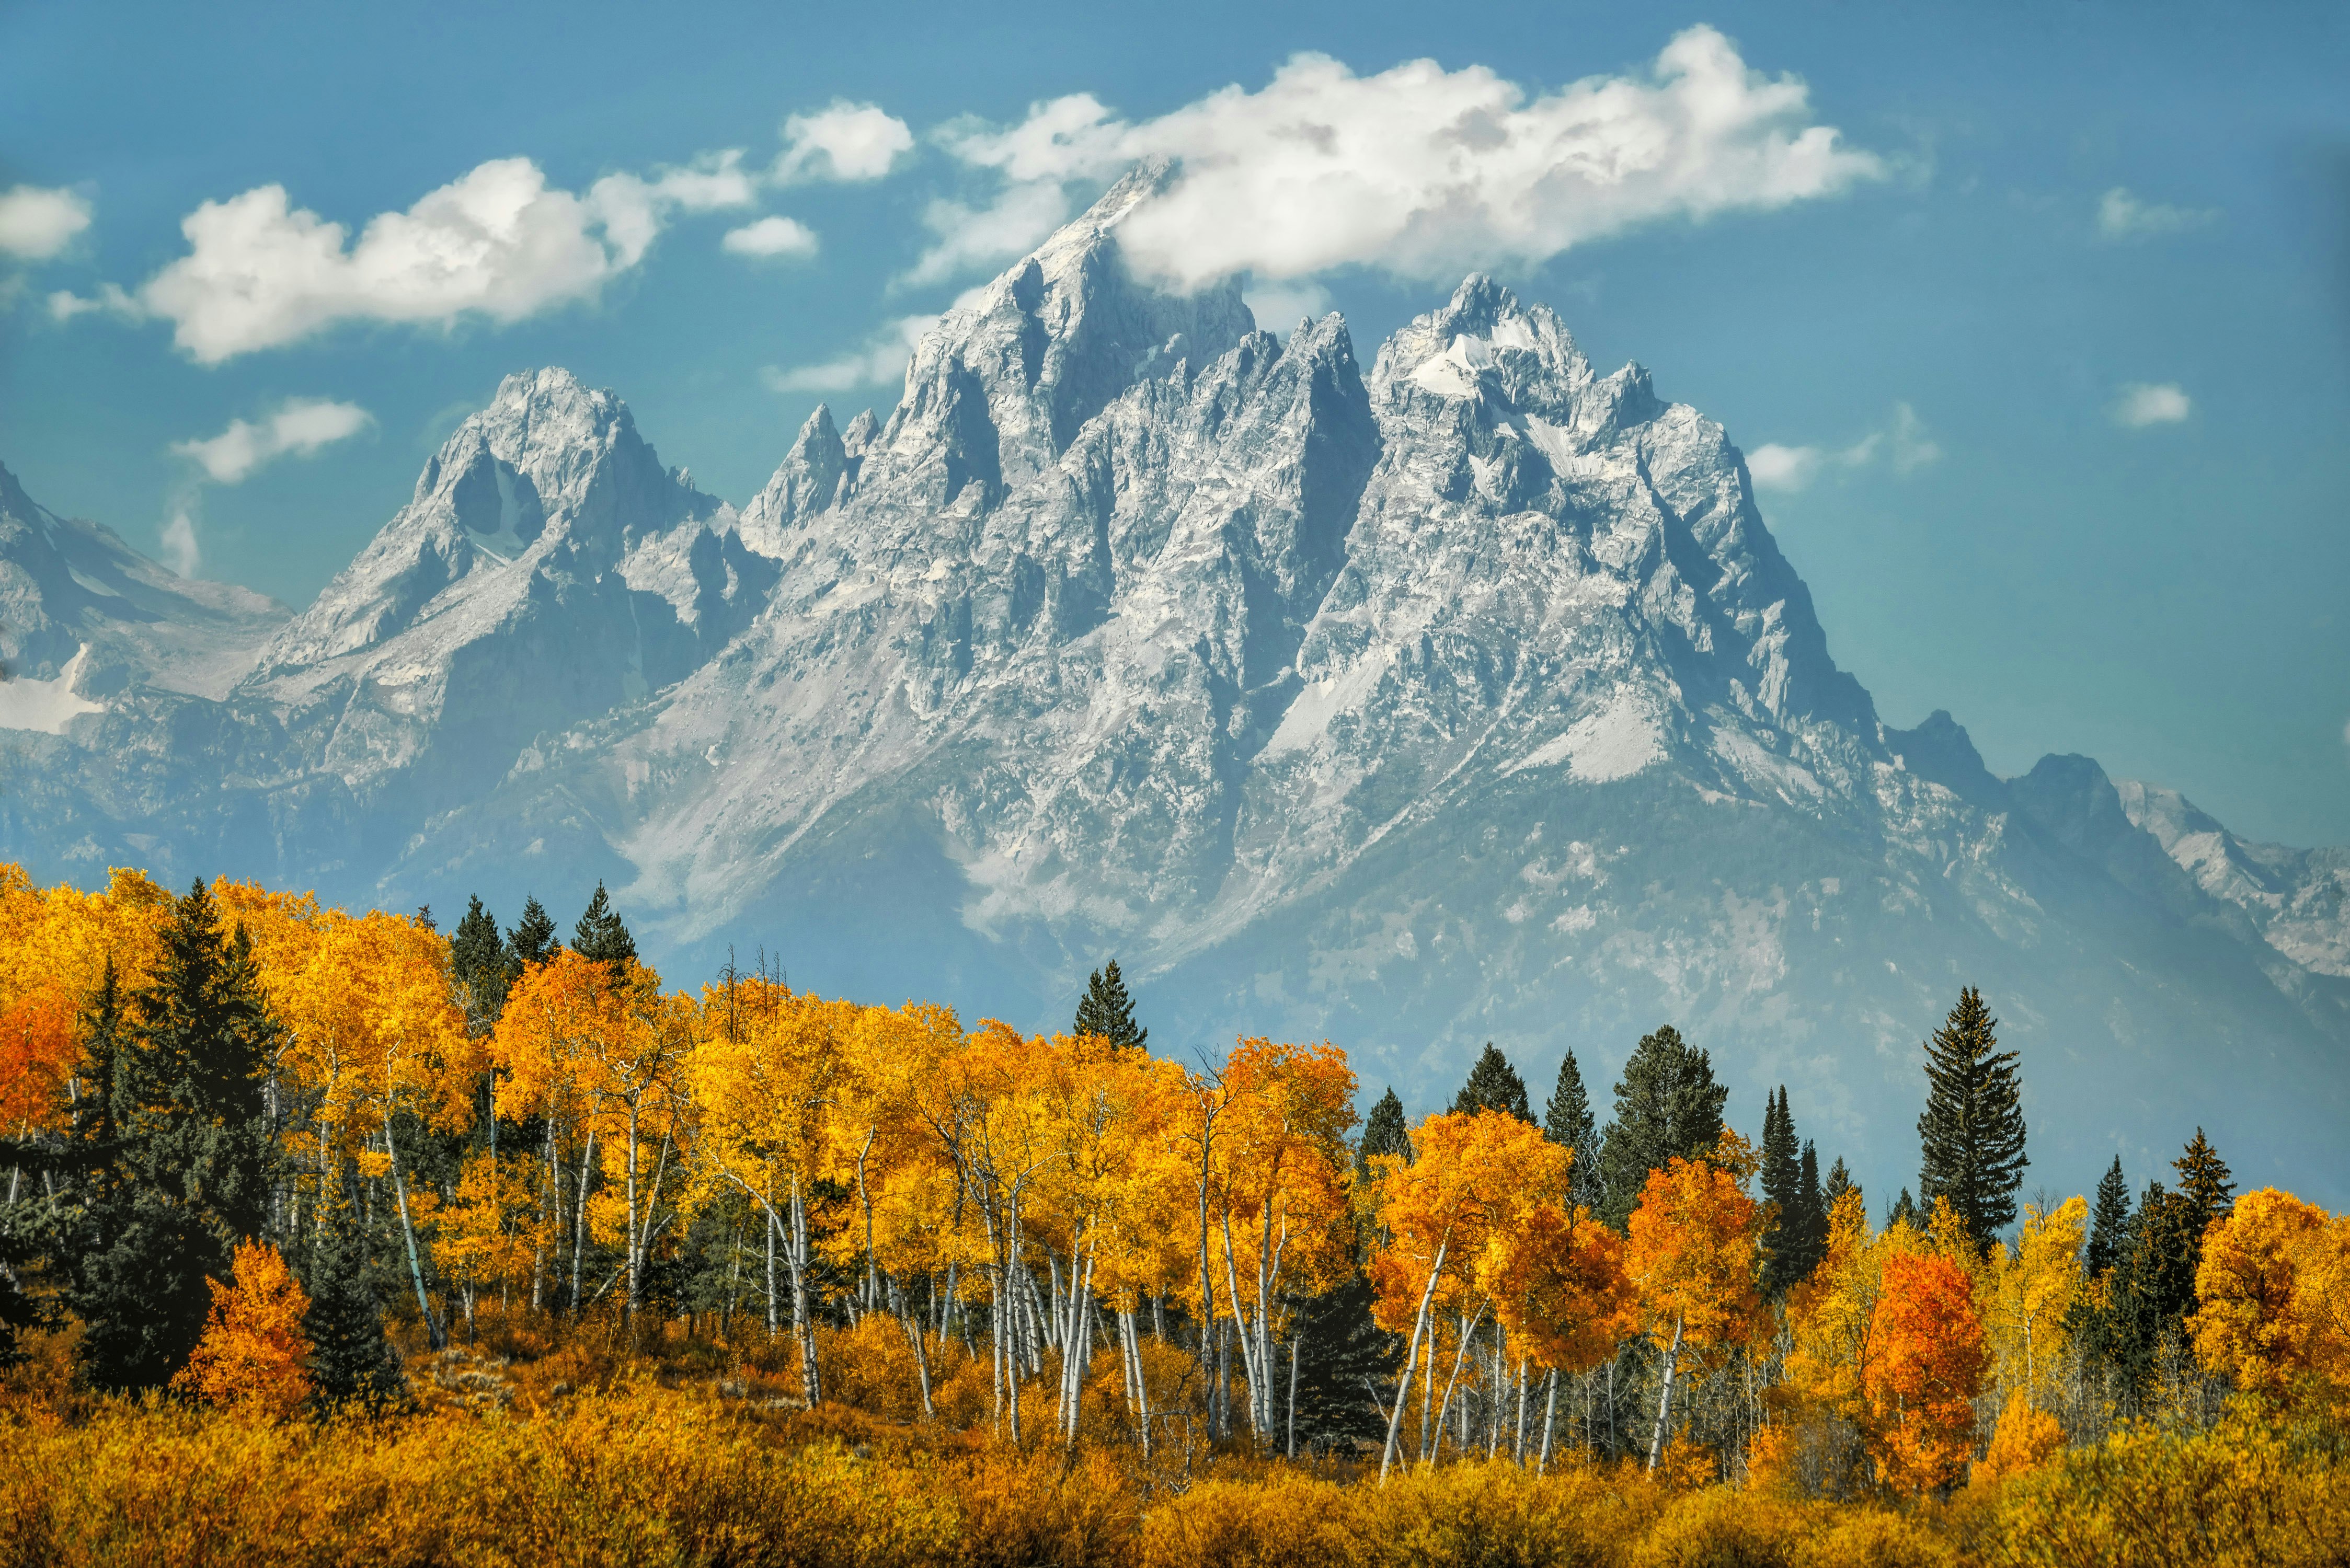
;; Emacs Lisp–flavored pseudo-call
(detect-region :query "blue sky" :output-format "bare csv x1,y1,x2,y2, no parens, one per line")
4,0,2346,847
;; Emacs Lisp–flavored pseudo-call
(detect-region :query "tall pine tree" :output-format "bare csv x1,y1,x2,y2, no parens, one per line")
303,1179,407,1412
2087,1157,2133,1277
1792,1141,1826,1276
573,883,637,969
450,895,510,1033
61,881,278,1391
1916,986,2028,1249
1597,1024,1727,1229
2173,1129,2234,1227
506,897,560,970
1451,1043,1532,1121
1760,1088,1806,1294
1357,1088,1412,1180
1072,959,1148,1050
1541,1051,1604,1217
1820,1156,1859,1218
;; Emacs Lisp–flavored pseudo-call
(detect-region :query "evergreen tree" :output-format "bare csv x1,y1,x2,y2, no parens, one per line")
2093,1178,2203,1404
573,882,638,969
1357,1088,1412,1180
1792,1141,1826,1277
1451,1043,1532,1122
1820,1157,1859,1218
2172,1129,2234,1227
1597,1024,1727,1229
1915,986,2028,1249
1072,959,1148,1050
2087,1157,2133,1277
450,895,510,1033
1541,1051,1604,1216
506,896,560,970
1887,1187,1919,1229
1287,1272,1398,1451
61,882,277,1391
303,1190,407,1412
1760,1088,1807,1295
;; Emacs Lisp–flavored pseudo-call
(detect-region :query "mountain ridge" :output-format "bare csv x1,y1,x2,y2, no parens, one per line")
2,177,2343,1203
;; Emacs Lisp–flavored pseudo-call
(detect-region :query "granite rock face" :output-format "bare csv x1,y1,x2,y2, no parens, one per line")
2,175,2343,1197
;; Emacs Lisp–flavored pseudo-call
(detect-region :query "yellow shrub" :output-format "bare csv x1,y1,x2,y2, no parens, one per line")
1972,1391,2065,1487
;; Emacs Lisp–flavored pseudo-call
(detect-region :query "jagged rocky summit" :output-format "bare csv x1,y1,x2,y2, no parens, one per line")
3,171,2344,1201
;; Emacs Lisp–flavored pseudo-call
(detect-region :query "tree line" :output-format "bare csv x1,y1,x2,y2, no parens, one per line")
0,865,2343,1492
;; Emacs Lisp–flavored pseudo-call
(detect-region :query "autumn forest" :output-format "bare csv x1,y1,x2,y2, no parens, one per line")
1,867,2346,1566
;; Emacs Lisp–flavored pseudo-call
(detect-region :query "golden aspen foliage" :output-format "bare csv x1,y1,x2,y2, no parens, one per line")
1974,1388,2066,1486
2190,1187,2350,1412
1861,1251,1988,1493
0,866,172,1134
168,1240,313,1420
1981,1195,2087,1409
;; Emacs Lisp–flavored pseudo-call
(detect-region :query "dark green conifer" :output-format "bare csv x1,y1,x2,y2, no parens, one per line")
2087,1157,2133,1277
573,882,637,969
1597,1024,1727,1229
505,896,560,970
1887,1187,1919,1229
1451,1043,1532,1122
2172,1129,2234,1227
1820,1157,1859,1219
1357,1088,1412,1180
1916,986,2028,1249
1072,959,1148,1050
1792,1140,1826,1277
1541,1051,1604,1216
1287,1273,1398,1451
450,895,509,1032
303,1188,407,1412
1760,1089,1806,1294
62,882,277,1392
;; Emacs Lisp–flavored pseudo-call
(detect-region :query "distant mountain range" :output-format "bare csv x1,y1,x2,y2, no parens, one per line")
5,169,2343,1203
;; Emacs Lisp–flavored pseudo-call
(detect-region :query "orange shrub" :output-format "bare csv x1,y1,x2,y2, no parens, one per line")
169,1240,311,1420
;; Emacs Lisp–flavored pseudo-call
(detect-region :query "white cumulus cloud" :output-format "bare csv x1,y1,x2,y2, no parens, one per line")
1745,443,1822,493
171,398,373,483
0,184,94,260
902,182,1075,286
723,215,820,259
2113,382,2190,427
102,153,752,362
920,26,1880,290
777,100,915,183
762,314,936,393
1242,278,1334,332
2097,187,2218,241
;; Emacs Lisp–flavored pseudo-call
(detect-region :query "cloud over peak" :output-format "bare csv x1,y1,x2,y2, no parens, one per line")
916,26,1881,289
777,101,915,183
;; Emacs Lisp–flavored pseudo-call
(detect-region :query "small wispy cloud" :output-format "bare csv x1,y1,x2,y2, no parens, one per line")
2112,382,2191,428
171,398,373,483
2097,187,2219,241
722,215,819,260
1745,401,1941,493
762,314,935,393
0,184,93,260
159,508,201,577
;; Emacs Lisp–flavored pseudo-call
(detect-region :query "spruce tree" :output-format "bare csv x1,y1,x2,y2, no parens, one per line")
2087,1157,2133,1277
573,882,637,969
2096,1178,2203,1403
303,1190,407,1412
1451,1043,1532,1122
1597,1024,1727,1229
1915,986,2028,1249
450,895,509,1032
2172,1129,2234,1227
506,897,560,970
1357,1088,1412,1180
1760,1088,1806,1294
1887,1187,1919,1229
1541,1051,1604,1216
1287,1272,1397,1451
1072,959,1148,1050
1820,1157,1859,1218
1792,1141,1826,1277
62,882,277,1391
